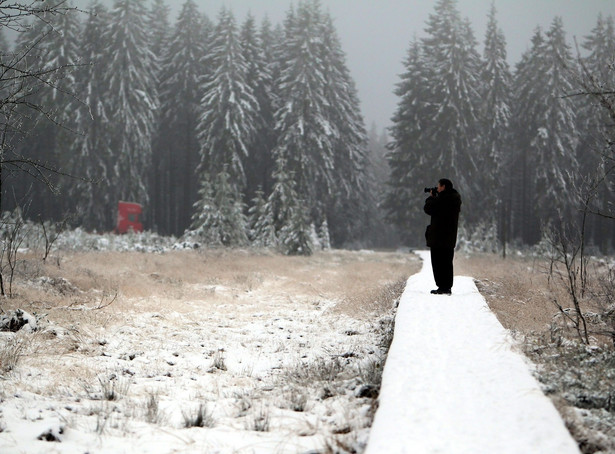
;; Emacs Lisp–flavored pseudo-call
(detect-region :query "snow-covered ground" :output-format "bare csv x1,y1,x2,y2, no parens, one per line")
0,247,409,453
0,245,586,453
366,251,580,454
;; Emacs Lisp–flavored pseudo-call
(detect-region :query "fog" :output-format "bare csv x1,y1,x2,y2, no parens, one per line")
77,0,615,129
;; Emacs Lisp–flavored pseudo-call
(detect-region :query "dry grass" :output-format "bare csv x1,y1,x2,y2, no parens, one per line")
4,248,419,321
456,252,560,333
4,245,611,452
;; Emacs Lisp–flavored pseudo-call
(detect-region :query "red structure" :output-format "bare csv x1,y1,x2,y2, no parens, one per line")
116,201,143,234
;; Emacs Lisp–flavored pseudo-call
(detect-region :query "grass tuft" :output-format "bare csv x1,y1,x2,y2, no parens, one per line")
183,403,215,428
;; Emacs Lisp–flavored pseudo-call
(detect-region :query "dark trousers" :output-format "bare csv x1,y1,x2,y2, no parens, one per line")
430,247,455,291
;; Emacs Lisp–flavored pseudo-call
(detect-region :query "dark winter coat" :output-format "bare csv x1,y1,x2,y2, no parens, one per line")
424,188,462,249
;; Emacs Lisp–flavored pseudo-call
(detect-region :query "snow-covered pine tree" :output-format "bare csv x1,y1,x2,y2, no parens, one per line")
147,0,171,64
261,156,313,255
510,21,579,243
578,14,615,250
240,14,276,204
103,0,158,211
365,124,399,248
69,1,113,230
384,39,433,243
386,0,483,244
213,169,248,246
279,203,313,256
579,14,615,176
196,8,258,191
273,0,335,220
12,2,83,221
189,168,248,246
421,0,482,210
532,17,579,226
317,218,331,250
248,188,276,247
188,173,222,245
510,29,549,243
480,4,512,244
152,0,206,236
319,11,370,246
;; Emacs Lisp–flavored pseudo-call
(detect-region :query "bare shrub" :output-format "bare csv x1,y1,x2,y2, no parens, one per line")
83,374,130,401
91,403,117,435
144,391,163,425
232,390,253,417
286,388,308,412
358,359,383,389
183,403,215,428
209,350,227,372
0,208,28,297
0,333,27,375
582,264,615,347
248,406,270,432
285,357,345,387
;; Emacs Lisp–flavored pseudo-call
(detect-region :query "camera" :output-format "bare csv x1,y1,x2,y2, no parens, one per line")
424,187,437,194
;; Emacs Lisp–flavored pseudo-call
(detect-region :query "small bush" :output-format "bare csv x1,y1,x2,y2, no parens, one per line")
83,374,130,401
0,334,27,376
285,357,344,386
233,390,252,417
183,403,215,428
210,350,227,372
287,389,308,412
249,406,270,432
144,392,162,424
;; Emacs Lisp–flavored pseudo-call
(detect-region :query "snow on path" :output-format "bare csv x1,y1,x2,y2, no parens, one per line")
365,250,579,454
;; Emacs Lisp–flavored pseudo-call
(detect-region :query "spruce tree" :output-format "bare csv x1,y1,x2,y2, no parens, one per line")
481,4,512,244
510,20,579,242
579,14,615,176
579,14,615,250
69,1,113,230
213,169,248,246
320,11,369,245
196,8,258,190
510,28,549,243
188,174,222,245
421,0,482,203
273,0,335,218
103,0,158,214
189,169,248,246
248,188,276,247
385,39,434,243
240,14,276,203
260,157,313,255
153,0,205,235
11,2,83,221
147,0,171,63
533,17,579,224
386,0,483,244
279,202,313,256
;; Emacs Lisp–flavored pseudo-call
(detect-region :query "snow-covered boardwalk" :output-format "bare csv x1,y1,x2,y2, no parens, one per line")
365,251,579,454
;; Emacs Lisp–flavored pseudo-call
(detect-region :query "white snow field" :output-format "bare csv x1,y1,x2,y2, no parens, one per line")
365,251,580,454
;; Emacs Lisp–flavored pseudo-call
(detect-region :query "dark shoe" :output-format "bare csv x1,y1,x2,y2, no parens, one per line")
431,288,451,295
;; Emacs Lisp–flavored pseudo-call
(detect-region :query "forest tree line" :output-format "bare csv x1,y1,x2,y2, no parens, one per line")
2,0,387,254
386,0,615,251
2,0,614,253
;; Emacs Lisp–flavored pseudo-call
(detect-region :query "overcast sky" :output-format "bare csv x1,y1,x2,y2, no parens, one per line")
84,0,615,131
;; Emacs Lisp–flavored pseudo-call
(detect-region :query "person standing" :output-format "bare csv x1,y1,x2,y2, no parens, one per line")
424,178,462,295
